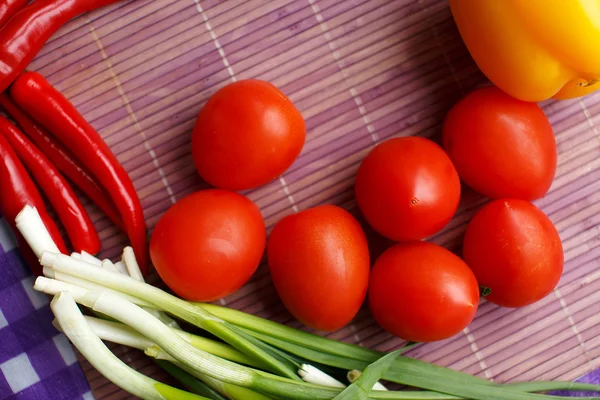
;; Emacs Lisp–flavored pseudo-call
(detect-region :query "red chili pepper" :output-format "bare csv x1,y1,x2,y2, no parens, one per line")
11,72,149,274
0,116,101,254
0,0,121,93
0,0,28,28
0,93,124,230
0,133,67,265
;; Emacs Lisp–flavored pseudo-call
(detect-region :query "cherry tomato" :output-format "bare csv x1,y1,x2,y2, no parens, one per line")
355,136,461,241
443,86,557,201
267,205,370,331
369,242,479,342
149,189,265,302
462,199,563,308
192,80,306,191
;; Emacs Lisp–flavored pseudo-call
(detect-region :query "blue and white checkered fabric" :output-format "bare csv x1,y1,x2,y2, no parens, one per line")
0,218,92,400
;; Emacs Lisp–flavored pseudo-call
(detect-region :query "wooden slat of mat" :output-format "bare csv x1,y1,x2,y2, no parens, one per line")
26,0,600,398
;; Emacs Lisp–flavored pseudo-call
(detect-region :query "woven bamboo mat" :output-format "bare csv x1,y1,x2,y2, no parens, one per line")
28,0,600,398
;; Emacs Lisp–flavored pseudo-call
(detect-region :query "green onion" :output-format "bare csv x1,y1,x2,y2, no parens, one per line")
37,252,600,399
41,252,299,381
84,286,600,400
76,288,336,399
122,246,144,282
347,370,388,391
67,287,488,400
70,315,155,351
198,305,495,389
333,351,399,400
237,326,375,370
299,364,346,388
55,314,260,368
200,304,600,396
114,261,129,275
41,270,156,308
100,259,118,273
155,361,228,400
78,315,344,398
42,266,600,400
51,292,209,400
199,304,384,362
230,324,300,371
195,372,274,400
15,205,60,258
71,251,101,267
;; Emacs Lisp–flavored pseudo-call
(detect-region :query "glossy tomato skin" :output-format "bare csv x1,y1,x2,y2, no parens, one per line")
149,189,266,302
267,205,370,332
369,242,479,342
463,199,563,308
355,136,461,241
443,86,557,201
192,80,306,191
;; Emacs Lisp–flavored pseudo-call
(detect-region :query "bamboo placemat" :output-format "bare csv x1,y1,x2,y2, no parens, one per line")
27,0,600,397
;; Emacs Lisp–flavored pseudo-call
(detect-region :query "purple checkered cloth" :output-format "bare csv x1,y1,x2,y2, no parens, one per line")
0,219,92,400
552,372,600,397
0,218,596,400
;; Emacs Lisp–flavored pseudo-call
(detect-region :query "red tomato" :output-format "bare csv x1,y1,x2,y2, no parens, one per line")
443,86,557,201
192,80,306,191
149,189,265,302
267,205,370,331
369,242,479,342
355,136,461,241
463,199,563,308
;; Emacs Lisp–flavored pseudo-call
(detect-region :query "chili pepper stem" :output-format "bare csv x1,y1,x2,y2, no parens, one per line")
479,286,492,297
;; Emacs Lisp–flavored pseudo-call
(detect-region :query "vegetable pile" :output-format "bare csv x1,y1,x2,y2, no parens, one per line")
17,206,600,399
0,1,599,399
0,0,145,277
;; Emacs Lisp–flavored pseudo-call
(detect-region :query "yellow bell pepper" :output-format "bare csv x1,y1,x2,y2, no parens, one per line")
449,0,600,102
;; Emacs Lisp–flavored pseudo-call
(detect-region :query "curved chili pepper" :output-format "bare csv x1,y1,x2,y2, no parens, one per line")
0,133,67,264
0,0,28,28
0,116,101,254
0,94,124,230
11,72,149,274
0,0,121,93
